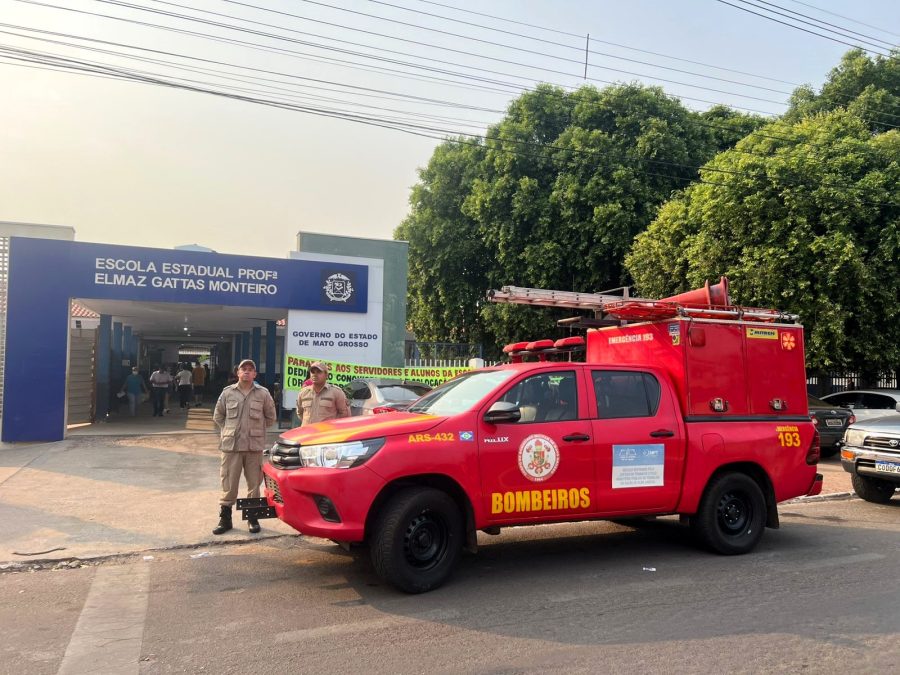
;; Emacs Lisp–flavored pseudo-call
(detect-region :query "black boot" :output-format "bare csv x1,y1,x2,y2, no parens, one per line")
248,518,260,534
212,505,232,535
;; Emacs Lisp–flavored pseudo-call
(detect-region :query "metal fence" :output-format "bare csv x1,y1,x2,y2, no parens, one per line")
404,340,483,362
807,371,898,396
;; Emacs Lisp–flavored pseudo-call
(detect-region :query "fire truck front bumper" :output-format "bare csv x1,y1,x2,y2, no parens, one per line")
262,463,385,542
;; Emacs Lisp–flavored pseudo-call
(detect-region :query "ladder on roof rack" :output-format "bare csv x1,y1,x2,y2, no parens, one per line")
486,285,640,311
487,284,799,324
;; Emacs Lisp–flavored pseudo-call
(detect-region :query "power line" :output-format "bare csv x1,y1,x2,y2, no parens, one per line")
5,11,897,164
780,0,900,40
412,0,804,86
8,2,898,154
22,0,900,124
715,0,890,55
15,0,791,115
398,0,900,121
747,0,897,50
2,38,894,207
364,0,796,96
208,0,794,105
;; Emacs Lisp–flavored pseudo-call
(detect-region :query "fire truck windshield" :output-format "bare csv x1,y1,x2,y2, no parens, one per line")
408,370,516,416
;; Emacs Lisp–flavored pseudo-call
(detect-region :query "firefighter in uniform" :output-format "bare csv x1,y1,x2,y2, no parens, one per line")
296,361,350,425
212,359,276,534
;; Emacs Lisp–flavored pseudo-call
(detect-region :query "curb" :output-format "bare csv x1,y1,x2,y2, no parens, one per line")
0,533,297,573
785,491,856,504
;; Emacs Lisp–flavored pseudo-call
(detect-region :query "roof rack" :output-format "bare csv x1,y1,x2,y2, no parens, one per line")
488,278,799,325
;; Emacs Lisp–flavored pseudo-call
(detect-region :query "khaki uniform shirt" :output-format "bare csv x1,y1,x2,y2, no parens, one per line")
297,383,350,425
213,382,276,452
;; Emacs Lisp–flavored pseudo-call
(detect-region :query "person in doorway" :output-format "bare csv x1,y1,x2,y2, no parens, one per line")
212,359,276,535
149,365,173,417
120,367,149,416
296,361,349,425
273,378,283,427
176,363,193,409
192,361,206,407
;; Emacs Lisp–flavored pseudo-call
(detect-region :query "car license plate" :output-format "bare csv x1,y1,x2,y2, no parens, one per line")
825,418,843,427
875,461,900,475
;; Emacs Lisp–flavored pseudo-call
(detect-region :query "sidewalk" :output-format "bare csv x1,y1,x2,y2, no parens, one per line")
0,430,296,567
0,430,853,567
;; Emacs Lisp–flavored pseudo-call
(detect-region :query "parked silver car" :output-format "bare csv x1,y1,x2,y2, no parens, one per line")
347,379,432,415
840,415,900,503
820,389,900,422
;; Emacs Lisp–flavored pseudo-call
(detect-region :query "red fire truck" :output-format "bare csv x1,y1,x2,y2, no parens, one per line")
251,279,822,593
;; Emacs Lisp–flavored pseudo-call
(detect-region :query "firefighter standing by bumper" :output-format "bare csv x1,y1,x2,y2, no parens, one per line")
297,361,350,424
212,359,276,534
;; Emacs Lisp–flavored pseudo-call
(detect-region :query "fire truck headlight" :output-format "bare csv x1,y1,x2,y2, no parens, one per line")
843,429,866,448
299,438,385,469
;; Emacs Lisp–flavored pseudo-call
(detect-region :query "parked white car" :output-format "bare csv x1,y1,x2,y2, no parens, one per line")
821,389,900,422
347,379,432,415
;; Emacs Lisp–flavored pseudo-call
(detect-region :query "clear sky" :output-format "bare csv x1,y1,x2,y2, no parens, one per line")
1,0,897,258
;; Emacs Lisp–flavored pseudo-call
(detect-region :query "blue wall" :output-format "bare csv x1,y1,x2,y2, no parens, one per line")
3,238,369,441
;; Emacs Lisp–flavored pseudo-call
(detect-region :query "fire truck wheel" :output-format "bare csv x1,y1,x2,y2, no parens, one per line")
370,487,463,593
851,474,896,504
692,473,766,555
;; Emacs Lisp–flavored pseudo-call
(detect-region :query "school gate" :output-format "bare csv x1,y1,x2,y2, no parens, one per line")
1,236,383,442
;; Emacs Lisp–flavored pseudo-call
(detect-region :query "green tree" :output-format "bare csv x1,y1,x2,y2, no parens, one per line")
626,111,900,374
787,49,900,133
400,83,758,355
394,139,488,349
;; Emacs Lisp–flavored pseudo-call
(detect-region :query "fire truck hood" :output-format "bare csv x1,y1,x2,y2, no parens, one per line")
278,413,444,445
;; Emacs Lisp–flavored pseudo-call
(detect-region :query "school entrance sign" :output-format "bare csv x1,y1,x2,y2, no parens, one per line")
3,237,368,442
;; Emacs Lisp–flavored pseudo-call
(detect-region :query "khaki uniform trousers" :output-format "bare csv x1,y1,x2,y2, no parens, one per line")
219,451,264,507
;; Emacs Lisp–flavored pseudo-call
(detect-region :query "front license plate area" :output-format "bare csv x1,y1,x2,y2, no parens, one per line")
874,461,900,475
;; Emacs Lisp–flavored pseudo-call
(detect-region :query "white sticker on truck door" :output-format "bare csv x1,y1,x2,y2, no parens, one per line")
612,444,665,488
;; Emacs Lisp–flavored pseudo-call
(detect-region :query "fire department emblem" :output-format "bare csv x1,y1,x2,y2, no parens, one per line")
323,273,354,302
518,434,559,482
781,332,796,350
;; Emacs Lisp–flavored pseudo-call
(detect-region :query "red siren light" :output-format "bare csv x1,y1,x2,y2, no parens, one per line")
554,336,585,349
659,276,730,307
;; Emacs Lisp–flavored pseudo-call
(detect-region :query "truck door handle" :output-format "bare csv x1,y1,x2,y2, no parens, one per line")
650,429,675,438
562,434,591,442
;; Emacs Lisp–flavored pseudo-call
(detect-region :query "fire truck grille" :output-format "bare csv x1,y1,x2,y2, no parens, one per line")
265,475,283,504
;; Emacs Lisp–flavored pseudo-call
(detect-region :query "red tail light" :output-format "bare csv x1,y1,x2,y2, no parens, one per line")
849,414,856,425
806,428,821,465
372,406,398,414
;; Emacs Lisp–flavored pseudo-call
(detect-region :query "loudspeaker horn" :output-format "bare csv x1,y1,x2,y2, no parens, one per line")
659,276,730,307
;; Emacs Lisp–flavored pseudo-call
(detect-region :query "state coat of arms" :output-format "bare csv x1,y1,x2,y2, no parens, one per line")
517,434,559,482
323,273,354,302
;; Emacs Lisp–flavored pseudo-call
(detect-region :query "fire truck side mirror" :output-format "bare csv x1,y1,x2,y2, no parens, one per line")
484,401,522,425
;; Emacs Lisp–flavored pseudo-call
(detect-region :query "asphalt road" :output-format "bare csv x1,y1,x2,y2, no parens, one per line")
1,497,898,675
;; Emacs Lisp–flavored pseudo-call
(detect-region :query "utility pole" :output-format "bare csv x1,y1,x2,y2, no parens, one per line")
584,33,589,79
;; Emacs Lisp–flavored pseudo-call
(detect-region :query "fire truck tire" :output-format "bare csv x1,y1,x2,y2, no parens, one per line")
692,473,766,555
370,487,463,593
851,474,896,504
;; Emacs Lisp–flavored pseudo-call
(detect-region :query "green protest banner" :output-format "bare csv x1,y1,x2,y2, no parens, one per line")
283,354,472,390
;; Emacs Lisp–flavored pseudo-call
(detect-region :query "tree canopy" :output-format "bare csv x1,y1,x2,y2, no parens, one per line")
398,50,899,374
627,50,900,376
396,83,761,355
626,111,899,374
